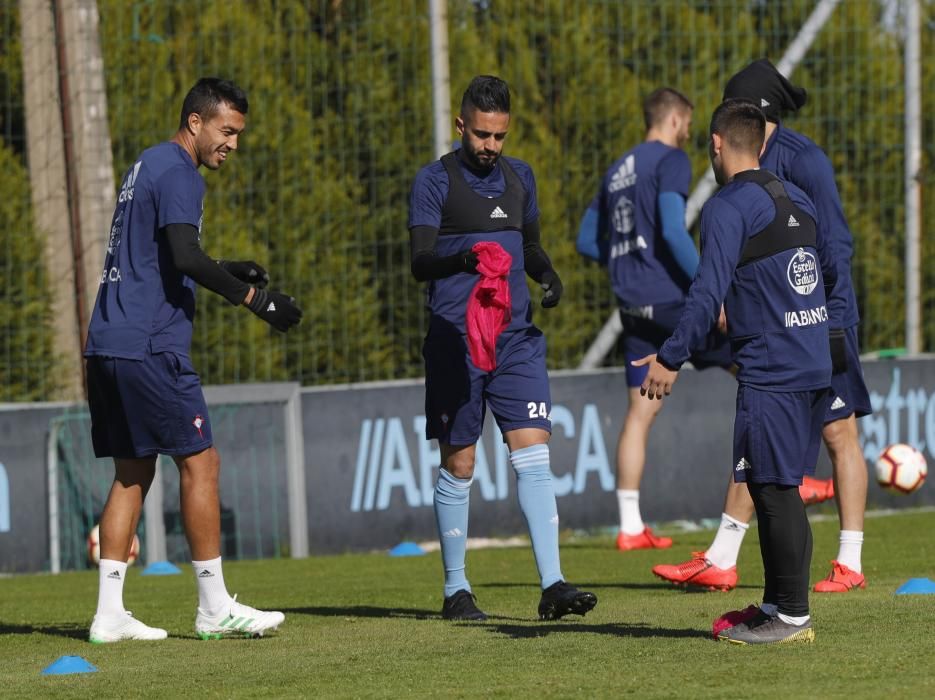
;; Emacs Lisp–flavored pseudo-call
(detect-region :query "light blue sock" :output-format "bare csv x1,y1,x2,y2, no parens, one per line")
434,468,473,598
511,444,564,589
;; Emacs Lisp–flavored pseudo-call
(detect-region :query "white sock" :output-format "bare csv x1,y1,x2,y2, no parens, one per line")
192,557,232,613
778,612,810,626
760,602,778,617
836,530,863,573
617,489,644,535
705,513,749,569
96,559,128,617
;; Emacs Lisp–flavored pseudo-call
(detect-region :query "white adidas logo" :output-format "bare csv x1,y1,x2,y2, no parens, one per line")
267,302,276,312
608,154,637,192
735,458,752,472
788,214,800,227
442,528,463,538
831,396,846,411
489,206,508,219
761,98,770,108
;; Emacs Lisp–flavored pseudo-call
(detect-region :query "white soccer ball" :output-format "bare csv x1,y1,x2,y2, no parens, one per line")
87,524,140,566
875,444,928,494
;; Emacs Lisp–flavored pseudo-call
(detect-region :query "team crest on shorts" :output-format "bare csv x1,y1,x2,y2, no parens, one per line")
193,415,205,439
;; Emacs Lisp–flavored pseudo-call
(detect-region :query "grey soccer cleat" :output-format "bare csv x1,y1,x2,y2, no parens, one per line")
718,615,815,645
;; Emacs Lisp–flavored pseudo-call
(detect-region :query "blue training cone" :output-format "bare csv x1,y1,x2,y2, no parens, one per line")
895,577,935,595
388,541,426,557
41,656,98,675
141,561,182,576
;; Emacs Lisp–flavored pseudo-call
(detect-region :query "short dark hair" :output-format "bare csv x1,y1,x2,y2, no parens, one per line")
460,75,510,115
178,78,248,130
643,87,693,130
710,98,766,155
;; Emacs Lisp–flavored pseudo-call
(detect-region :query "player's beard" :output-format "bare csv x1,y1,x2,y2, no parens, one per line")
461,143,499,172
709,140,728,186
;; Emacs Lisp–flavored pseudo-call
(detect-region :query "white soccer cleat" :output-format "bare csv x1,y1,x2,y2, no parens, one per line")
195,594,285,640
89,611,168,643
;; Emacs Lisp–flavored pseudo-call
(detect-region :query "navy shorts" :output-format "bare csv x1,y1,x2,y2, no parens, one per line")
423,325,551,444
732,385,831,486
86,351,213,459
620,302,732,387
826,325,872,423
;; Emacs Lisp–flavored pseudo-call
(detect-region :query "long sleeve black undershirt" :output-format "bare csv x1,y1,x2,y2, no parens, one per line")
409,219,556,282
164,223,250,305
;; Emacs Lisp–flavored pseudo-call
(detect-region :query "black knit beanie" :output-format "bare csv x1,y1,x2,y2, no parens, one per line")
723,59,808,122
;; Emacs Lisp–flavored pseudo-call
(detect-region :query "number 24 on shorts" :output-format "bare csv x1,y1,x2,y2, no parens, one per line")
527,402,549,419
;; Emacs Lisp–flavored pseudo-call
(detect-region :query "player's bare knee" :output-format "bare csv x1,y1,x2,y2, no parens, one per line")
113,457,157,490
822,415,858,455
444,454,476,480
176,446,221,482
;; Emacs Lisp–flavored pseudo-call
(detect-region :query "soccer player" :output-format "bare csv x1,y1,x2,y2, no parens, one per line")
84,78,302,642
638,98,835,644
653,60,872,593
409,75,597,621
576,88,732,551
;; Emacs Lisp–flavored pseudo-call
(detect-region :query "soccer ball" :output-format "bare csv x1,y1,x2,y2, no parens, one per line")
87,524,141,566
875,444,927,494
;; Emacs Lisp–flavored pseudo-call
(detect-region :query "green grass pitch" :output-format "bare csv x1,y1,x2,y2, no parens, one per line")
2,510,933,698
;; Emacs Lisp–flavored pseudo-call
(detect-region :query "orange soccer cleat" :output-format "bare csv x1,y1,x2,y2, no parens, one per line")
813,560,866,593
799,475,835,505
652,551,738,591
616,527,673,551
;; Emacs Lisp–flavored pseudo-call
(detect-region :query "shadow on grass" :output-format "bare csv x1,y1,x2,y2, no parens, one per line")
279,605,439,620
476,620,709,640
279,605,531,623
0,621,87,640
478,581,761,591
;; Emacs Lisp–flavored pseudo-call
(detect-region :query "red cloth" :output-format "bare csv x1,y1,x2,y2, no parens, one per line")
466,242,512,372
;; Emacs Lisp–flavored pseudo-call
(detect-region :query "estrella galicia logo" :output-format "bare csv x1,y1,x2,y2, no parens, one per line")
787,248,818,295
612,195,635,235
107,210,124,255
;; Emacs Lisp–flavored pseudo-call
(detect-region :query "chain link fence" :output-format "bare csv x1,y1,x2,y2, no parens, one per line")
1,0,932,401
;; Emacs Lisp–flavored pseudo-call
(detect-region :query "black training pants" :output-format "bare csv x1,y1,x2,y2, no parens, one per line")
748,482,813,617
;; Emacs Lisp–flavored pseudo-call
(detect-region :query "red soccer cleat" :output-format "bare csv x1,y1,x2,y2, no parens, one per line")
652,551,738,591
814,560,866,593
799,476,835,505
711,604,761,639
616,527,673,551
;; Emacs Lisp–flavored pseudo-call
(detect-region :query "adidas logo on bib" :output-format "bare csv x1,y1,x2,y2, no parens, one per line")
267,302,277,312
761,98,770,108
489,206,508,219
787,214,800,227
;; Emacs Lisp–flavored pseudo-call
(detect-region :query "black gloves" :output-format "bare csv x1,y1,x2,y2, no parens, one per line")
246,288,303,332
462,249,479,274
219,260,270,288
540,270,563,308
829,328,847,374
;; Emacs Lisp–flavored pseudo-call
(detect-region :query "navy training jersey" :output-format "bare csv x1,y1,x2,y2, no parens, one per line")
408,151,539,333
85,142,205,359
761,124,858,329
590,141,691,307
658,170,835,391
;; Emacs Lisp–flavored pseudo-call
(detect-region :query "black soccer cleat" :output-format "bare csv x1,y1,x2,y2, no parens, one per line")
537,581,598,621
441,589,488,621
718,615,815,645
